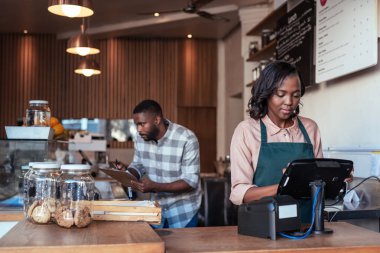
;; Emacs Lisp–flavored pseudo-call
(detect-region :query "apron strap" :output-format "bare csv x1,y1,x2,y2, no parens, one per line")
259,119,267,143
297,117,312,144
260,118,312,144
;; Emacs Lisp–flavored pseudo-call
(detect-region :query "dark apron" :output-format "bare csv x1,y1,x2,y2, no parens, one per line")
253,118,314,223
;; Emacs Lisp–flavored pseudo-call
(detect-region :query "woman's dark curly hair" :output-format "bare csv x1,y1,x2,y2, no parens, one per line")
248,61,305,120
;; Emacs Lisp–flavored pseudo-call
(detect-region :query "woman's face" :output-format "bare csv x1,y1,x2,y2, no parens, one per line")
267,74,301,128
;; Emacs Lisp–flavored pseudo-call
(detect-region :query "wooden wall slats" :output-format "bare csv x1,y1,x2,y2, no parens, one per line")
0,34,217,172
177,107,217,173
177,39,217,108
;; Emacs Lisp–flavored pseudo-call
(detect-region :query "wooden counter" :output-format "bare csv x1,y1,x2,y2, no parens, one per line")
0,220,164,253
157,222,380,253
0,211,23,221
2,221,380,253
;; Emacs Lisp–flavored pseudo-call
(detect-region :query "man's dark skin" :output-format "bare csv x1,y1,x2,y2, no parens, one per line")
116,111,193,194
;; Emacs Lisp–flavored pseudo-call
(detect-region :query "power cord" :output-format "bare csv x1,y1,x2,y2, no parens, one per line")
278,186,321,240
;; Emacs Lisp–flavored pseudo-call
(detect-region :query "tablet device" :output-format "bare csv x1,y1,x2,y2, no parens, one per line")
277,158,353,200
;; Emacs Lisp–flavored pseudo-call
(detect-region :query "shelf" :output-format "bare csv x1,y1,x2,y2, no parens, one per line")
246,3,287,36
246,81,256,87
246,41,276,62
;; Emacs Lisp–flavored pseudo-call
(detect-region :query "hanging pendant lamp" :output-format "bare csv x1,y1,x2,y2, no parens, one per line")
48,0,94,18
75,58,101,77
67,24,99,56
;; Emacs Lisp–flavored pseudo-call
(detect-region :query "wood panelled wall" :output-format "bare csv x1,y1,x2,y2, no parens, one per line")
0,34,217,172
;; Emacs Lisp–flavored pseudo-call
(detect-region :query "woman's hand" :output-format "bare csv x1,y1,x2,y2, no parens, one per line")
344,169,354,183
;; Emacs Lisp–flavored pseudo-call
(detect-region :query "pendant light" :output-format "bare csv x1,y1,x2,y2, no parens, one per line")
75,58,101,77
48,0,94,18
66,22,100,56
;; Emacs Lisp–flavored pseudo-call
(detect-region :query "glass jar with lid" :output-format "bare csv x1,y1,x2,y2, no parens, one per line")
249,41,259,58
261,29,273,47
56,164,95,228
25,100,51,126
24,162,60,224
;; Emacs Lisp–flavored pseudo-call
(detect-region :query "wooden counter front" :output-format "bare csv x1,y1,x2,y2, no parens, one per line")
157,222,380,253
0,220,164,253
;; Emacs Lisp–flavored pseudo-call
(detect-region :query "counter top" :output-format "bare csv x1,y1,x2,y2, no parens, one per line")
157,222,380,253
0,211,23,221
0,220,164,253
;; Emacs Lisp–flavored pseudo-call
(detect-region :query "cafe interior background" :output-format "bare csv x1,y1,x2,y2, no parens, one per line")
1,0,380,232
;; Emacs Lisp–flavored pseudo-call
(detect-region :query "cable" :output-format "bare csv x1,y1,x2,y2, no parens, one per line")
278,186,321,240
346,176,380,194
325,206,343,222
325,199,342,207
325,176,380,207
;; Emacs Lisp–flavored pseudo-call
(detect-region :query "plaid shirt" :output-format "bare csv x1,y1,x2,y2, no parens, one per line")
128,120,202,228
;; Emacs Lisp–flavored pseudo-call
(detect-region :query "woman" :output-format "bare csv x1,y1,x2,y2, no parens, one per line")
229,61,323,222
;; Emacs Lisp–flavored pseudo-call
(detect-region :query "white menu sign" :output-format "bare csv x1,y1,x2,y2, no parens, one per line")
315,0,377,83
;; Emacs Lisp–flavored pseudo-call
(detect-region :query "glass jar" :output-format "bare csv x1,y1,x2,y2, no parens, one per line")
261,29,273,47
56,164,95,228
24,162,60,224
22,162,37,205
249,41,259,58
25,100,51,126
259,60,269,72
19,165,29,195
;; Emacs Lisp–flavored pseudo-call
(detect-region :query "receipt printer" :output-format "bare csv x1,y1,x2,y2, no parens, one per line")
238,195,300,240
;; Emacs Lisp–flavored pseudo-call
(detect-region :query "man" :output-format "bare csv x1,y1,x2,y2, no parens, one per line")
126,99,201,228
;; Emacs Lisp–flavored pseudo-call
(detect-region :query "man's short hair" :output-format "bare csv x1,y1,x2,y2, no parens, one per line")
133,99,163,116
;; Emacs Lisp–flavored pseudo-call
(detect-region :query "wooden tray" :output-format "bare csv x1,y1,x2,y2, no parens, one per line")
92,200,161,225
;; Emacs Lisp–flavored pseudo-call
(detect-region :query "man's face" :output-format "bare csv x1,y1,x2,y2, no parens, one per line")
133,112,160,141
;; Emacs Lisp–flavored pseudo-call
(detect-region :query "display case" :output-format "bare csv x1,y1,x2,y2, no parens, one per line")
0,140,68,210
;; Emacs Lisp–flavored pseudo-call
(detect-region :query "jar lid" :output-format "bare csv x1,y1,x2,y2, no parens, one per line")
32,162,60,169
29,100,49,104
28,162,38,167
61,164,91,171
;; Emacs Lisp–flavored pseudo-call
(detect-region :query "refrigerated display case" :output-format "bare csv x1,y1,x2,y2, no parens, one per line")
0,140,68,210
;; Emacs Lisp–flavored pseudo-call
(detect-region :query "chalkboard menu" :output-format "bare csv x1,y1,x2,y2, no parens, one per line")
276,1,315,87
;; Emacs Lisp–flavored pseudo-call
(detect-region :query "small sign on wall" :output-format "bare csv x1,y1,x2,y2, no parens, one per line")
315,0,378,83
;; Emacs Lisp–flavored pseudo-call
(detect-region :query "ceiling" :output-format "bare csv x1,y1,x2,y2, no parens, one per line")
0,0,270,40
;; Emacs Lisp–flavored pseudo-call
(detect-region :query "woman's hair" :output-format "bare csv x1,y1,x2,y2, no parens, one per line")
247,61,305,120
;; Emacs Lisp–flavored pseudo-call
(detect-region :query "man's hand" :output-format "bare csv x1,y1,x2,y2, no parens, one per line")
110,160,127,171
131,177,157,193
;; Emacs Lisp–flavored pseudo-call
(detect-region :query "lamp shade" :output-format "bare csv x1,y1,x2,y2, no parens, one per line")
48,0,94,18
66,33,100,56
74,58,101,77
